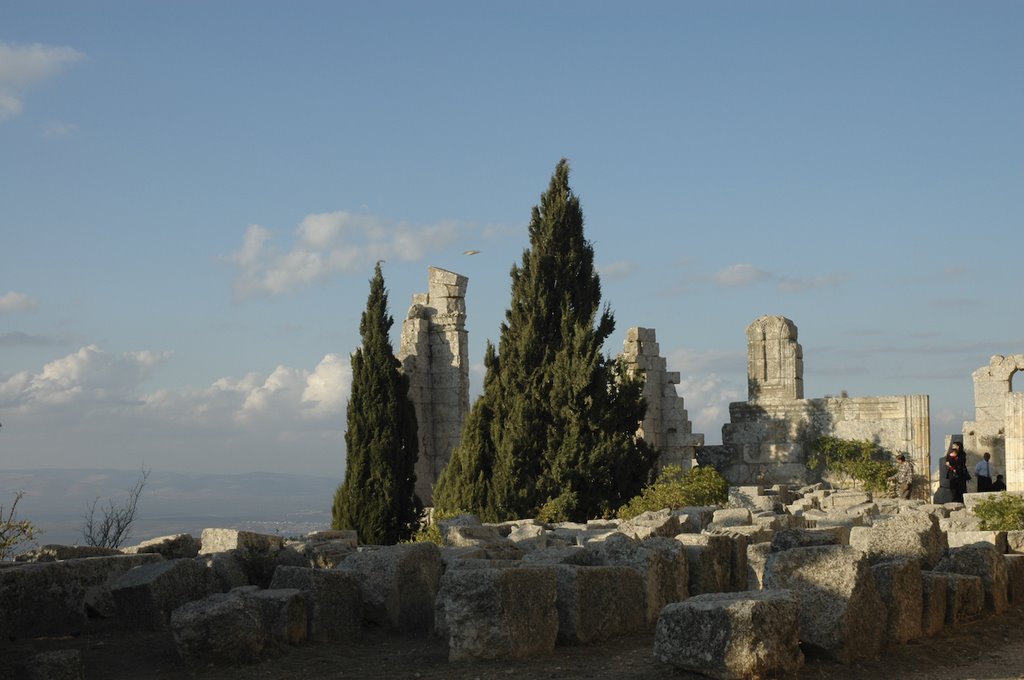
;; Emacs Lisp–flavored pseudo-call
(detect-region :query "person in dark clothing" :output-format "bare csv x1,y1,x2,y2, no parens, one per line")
945,442,970,503
992,474,1007,492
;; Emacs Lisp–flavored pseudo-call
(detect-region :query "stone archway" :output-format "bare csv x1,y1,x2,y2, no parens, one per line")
964,354,1024,493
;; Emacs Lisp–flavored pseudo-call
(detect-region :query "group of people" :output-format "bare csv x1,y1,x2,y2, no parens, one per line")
943,442,1006,503
887,443,1007,503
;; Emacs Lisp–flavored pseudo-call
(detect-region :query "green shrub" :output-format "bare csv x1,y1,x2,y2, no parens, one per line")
536,491,579,524
406,509,470,545
974,493,1024,531
617,465,728,520
805,436,896,493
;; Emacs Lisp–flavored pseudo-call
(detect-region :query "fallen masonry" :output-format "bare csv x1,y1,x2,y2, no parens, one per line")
4,488,1024,679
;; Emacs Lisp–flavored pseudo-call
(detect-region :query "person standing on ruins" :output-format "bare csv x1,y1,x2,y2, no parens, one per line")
975,451,994,492
888,453,914,499
945,442,970,503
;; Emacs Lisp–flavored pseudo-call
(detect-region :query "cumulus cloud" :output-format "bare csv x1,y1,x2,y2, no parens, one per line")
713,264,772,288
0,42,85,121
226,211,463,296
0,291,37,313
598,260,635,280
676,372,745,445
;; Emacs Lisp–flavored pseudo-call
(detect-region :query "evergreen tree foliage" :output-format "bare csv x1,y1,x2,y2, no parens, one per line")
332,263,421,544
434,159,656,522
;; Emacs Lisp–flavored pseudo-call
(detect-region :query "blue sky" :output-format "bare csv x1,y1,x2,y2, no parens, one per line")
2,2,1022,478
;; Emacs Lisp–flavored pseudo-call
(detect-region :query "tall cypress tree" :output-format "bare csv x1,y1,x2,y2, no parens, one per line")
434,159,655,522
332,262,421,544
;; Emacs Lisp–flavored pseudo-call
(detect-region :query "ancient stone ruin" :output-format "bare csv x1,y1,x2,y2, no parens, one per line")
961,354,1024,493
620,327,703,470
710,316,931,495
5,486,1024,679
398,267,470,505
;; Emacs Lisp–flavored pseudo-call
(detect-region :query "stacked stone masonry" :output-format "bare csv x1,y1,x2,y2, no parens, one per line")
398,267,470,505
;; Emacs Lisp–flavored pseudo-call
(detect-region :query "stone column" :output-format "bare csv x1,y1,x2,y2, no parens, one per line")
1006,393,1024,493
398,267,469,505
746,316,803,402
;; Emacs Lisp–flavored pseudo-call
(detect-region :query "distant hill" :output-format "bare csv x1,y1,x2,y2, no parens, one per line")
0,468,338,550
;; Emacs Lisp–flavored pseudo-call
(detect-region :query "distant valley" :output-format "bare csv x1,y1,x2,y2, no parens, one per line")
0,468,338,550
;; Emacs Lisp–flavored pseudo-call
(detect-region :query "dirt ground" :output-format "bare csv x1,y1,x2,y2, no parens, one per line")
5,604,1024,680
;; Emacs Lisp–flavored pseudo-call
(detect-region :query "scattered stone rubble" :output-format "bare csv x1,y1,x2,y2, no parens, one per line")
5,488,1024,680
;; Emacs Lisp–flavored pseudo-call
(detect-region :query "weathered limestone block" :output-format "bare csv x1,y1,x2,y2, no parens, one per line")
110,558,212,630
14,544,121,562
25,649,84,680
1008,530,1024,554
200,529,292,588
269,566,363,641
200,528,285,554
436,567,558,661
588,534,688,624
339,543,442,632
945,530,1008,553
654,590,804,680
197,551,249,592
671,506,716,533
444,524,524,559
753,511,800,531
507,523,565,552
0,553,163,639
934,544,1009,614
821,491,872,511
123,534,201,559
806,520,855,543
920,571,948,636
870,559,923,644
728,486,763,509
305,529,358,544
938,573,984,624
769,528,841,553
917,504,950,519
302,539,357,569
763,545,886,664
549,565,646,645
170,591,268,668
746,542,772,590
1005,554,1024,604
617,509,681,539
715,524,775,546
674,533,733,596
520,546,596,566
848,511,947,569
245,588,308,645
709,507,752,529
939,515,983,533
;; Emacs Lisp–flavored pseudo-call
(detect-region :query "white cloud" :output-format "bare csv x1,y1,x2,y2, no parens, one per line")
713,264,772,288
0,291,37,313
1,346,352,474
598,260,635,280
43,120,77,137
226,211,463,297
676,372,744,445
0,42,85,122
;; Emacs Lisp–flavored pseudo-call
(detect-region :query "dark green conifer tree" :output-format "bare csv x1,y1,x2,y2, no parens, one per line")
434,159,655,522
332,263,421,544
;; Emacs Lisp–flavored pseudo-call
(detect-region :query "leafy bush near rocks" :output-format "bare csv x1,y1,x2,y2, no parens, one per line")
616,465,728,520
805,436,896,493
974,493,1024,531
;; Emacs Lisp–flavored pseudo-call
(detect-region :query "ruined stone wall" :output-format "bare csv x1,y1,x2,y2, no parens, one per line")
961,354,1024,492
620,327,704,470
718,316,931,496
398,267,469,505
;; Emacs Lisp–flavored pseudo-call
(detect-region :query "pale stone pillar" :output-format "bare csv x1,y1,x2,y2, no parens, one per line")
1005,393,1024,493
398,267,469,505
746,316,803,402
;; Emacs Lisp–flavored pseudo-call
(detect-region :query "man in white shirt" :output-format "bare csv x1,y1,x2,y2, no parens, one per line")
975,452,994,492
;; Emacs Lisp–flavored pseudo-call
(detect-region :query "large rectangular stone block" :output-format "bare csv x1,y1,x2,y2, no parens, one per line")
921,571,948,636
654,590,804,680
269,566,362,641
550,565,646,645
763,545,885,664
110,558,212,630
338,543,441,632
871,559,923,644
0,554,164,639
437,567,558,661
